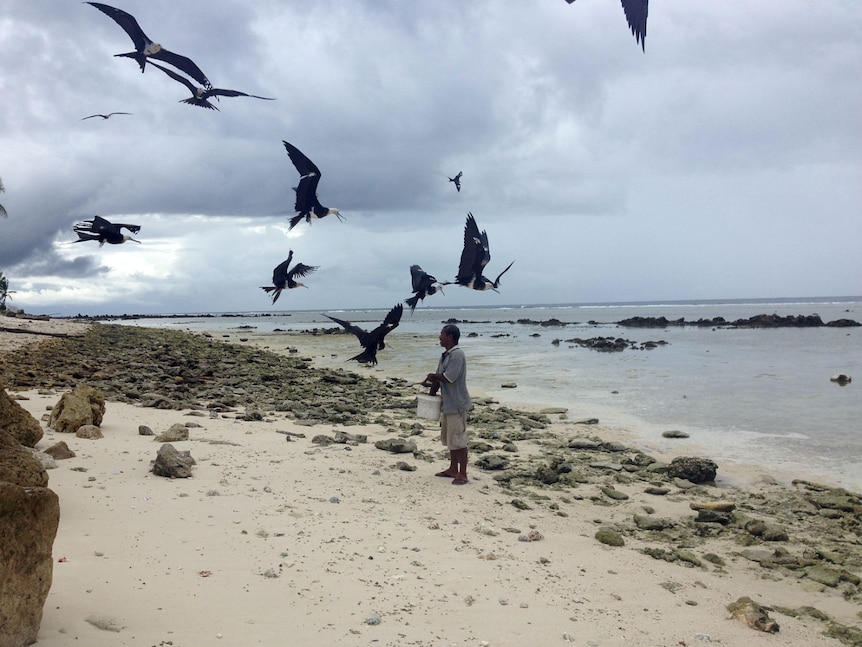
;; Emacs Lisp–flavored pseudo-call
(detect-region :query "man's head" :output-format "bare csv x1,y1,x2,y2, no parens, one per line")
439,324,460,349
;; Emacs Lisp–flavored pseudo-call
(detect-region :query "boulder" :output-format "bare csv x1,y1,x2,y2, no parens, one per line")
373,438,417,454
48,385,105,434
0,380,43,448
668,456,718,484
154,423,189,442
727,596,779,633
0,482,60,647
151,443,196,478
43,441,75,460
0,430,48,489
76,424,103,440
0,429,60,647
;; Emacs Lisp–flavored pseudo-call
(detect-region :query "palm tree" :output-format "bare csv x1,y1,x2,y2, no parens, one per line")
0,270,11,312
0,176,7,217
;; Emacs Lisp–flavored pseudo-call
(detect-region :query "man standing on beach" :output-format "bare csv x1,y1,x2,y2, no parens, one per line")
425,324,472,485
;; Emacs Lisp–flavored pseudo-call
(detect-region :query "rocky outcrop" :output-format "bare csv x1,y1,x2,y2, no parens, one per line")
667,456,718,484
0,430,60,647
618,314,860,328
0,380,43,448
48,385,105,434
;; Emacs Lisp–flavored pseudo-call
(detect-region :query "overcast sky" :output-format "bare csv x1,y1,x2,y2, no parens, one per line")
1,0,860,316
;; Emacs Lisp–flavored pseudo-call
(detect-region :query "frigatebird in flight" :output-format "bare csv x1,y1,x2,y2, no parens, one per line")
404,265,447,313
282,141,343,230
86,2,212,88
564,0,648,50
448,171,462,192
72,215,141,246
81,112,133,120
148,61,275,111
454,213,513,292
261,250,318,304
324,304,403,366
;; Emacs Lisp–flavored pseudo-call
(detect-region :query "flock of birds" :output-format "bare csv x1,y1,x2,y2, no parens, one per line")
67,0,648,366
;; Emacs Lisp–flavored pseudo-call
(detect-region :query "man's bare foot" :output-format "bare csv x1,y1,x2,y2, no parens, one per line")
452,477,468,485
435,470,457,477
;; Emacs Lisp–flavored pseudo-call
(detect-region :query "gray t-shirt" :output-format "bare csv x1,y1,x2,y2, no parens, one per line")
437,346,472,414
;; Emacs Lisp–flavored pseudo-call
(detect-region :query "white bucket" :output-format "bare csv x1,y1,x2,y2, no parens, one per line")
416,393,442,420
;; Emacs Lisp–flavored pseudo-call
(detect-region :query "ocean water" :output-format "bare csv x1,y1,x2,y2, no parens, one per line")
111,297,862,491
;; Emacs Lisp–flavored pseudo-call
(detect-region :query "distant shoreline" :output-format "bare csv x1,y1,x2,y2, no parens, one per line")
28,294,862,321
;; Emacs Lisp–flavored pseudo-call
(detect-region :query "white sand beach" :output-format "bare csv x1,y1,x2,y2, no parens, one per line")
2,319,860,646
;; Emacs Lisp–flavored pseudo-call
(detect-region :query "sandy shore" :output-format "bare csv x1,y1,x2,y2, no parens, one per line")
2,319,860,646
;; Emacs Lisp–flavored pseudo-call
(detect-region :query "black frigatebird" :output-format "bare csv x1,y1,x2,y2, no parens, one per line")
147,61,275,111
261,250,318,304
404,265,447,313
324,304,403,366
81,112,133,120
86,2,212,87
564,0,648,50
448,171,462,192
72,215,141,246
282,141,343,230
454,212,514,292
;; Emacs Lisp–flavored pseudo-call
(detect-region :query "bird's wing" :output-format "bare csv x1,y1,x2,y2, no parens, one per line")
367,304,403,349
478,228,490,269
565,0,647,50
207,89,275,101
73,231,100,244
282,141,321,178
271,252,293,285
87,2,150,52
87,215,120,235
283,141,322,213
325,314,371,346
150,50,211,88
382,303,404,329
287,263,318,280
620,0,648,50
147,60,198,94
456,213,483,282
180,97,219,110
81,114,103,120
410,265,427,292
115,223,141,234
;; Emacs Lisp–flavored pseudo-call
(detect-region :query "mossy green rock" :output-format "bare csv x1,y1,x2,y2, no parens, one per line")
595,527,624,546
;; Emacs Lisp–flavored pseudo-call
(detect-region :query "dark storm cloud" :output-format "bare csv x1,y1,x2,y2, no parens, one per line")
1,1,860,315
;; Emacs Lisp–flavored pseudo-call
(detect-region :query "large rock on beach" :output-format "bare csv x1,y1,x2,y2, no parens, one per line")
151,443,196,478
155,423,189,442
0,430,48,489
0,430,60,647
668,456,718,484
48,385,105,434
43,441,75,460
374,438,417,454
0,380,43,448
727,596,779,633
0,482,60,647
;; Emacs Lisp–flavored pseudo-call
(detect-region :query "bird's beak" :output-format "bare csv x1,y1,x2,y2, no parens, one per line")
130,238,141,244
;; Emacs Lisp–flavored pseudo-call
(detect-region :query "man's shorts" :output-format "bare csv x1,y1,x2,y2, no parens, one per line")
440,411,468,450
